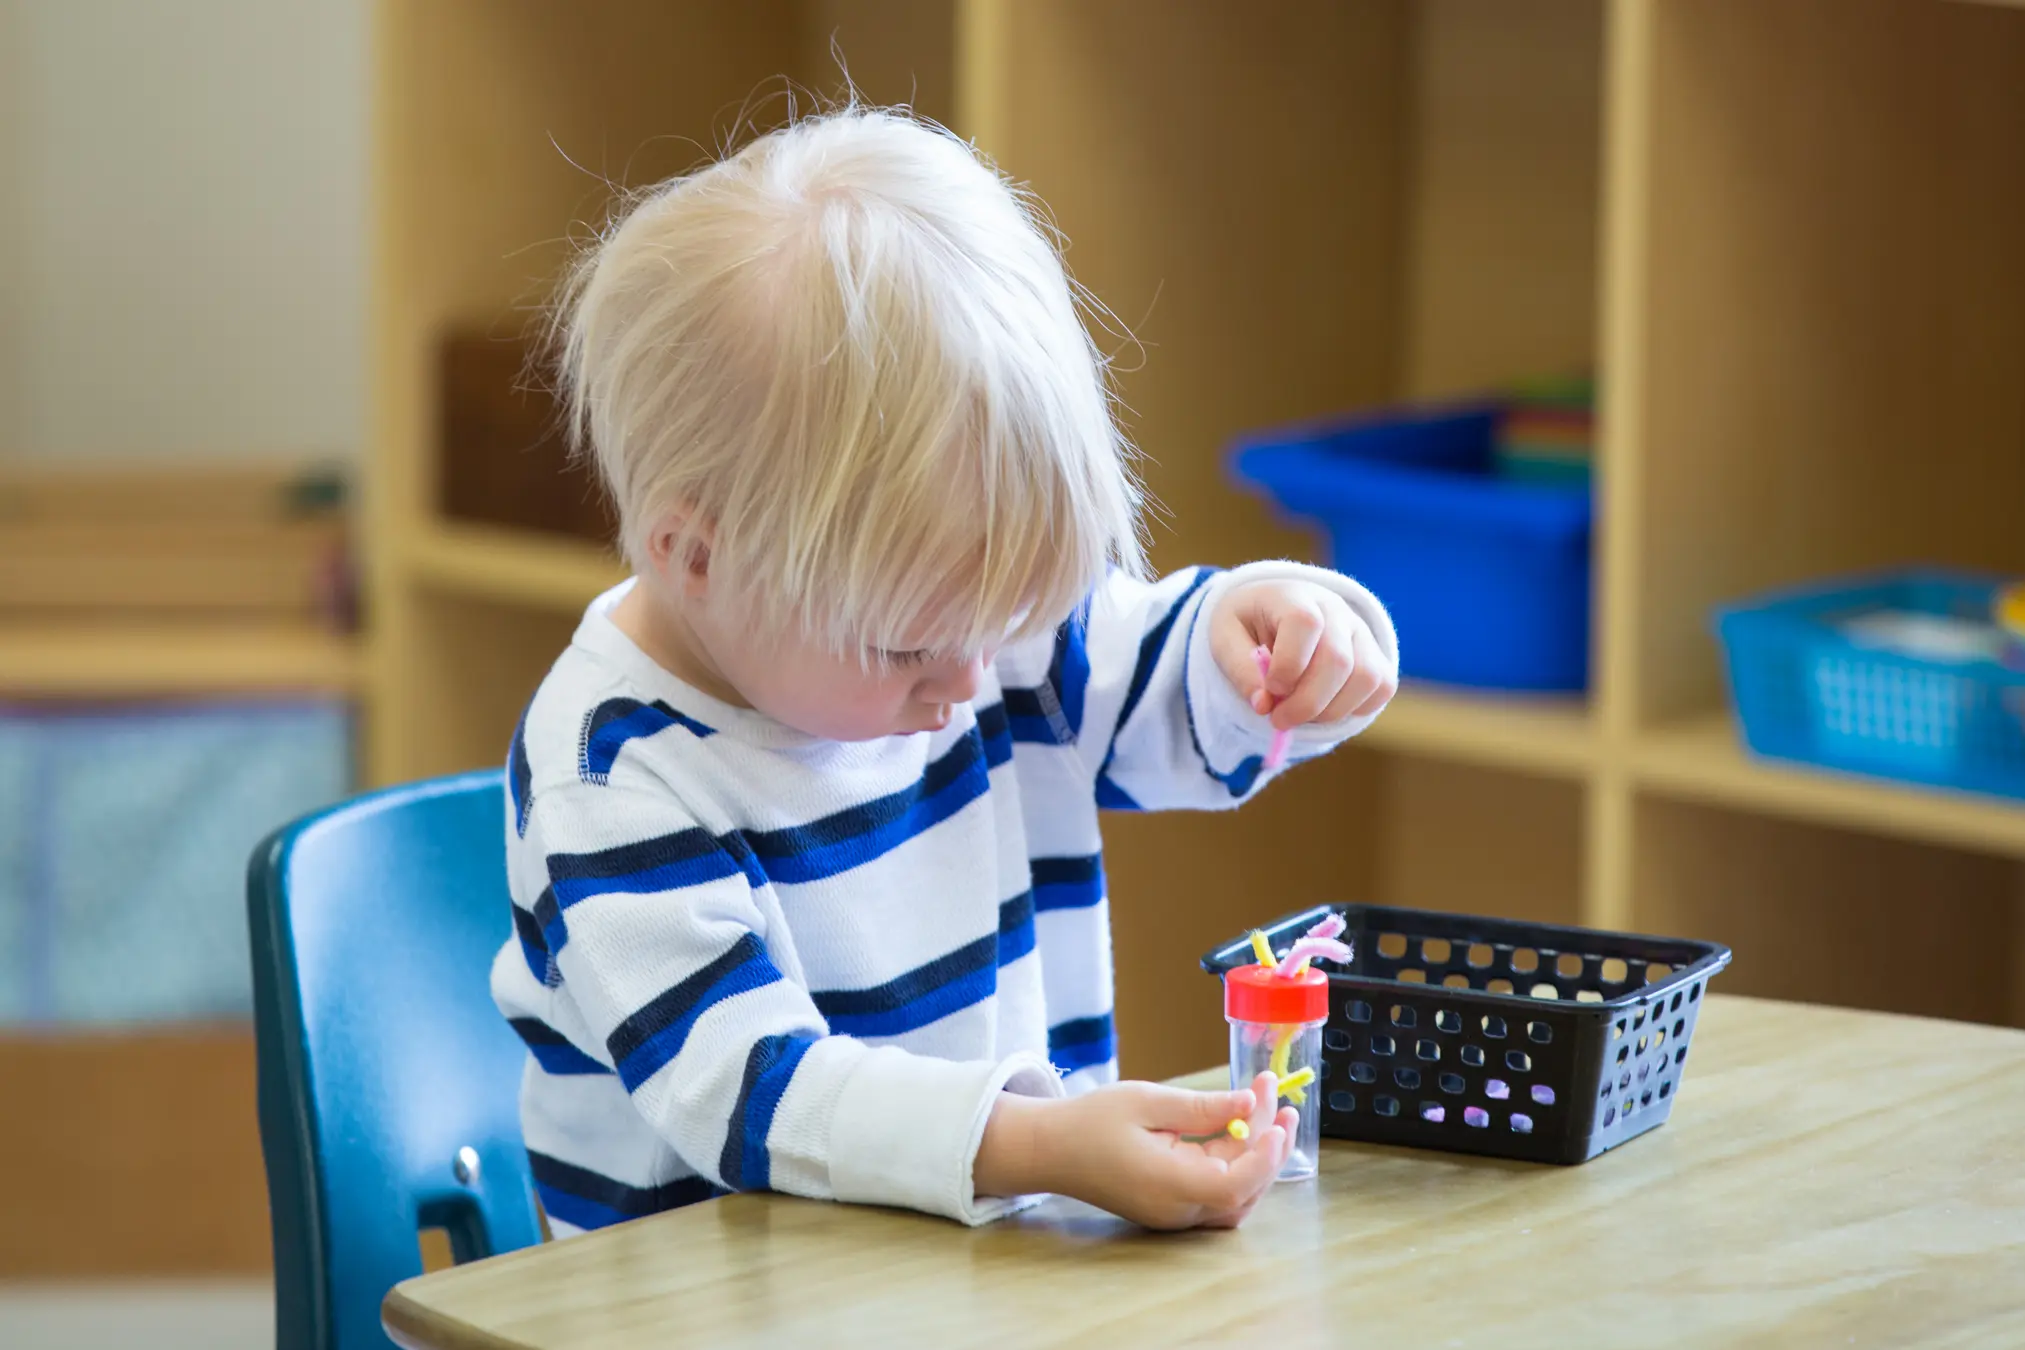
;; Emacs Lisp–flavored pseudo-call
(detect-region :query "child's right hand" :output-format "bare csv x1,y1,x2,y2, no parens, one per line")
975,1072,1296,1230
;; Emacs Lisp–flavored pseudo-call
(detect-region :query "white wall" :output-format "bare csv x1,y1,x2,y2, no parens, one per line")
0,0,367,462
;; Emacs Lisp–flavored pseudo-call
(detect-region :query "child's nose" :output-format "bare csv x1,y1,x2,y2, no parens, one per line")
924,654,985,704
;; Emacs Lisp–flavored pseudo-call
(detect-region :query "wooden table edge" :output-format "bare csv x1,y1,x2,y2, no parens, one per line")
377,995,2025,1348
386,1282,537,1350
379,1062,1237,1345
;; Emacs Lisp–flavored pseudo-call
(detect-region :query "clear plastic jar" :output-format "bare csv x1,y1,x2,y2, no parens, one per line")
1223,962,1330,1182
1228,1015,1325,1181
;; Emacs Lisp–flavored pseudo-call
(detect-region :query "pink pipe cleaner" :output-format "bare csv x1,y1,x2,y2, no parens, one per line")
1276,912,1352,979
1253,645,1292,772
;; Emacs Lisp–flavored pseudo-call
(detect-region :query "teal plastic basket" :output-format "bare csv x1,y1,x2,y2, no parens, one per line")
1715,570,2025,800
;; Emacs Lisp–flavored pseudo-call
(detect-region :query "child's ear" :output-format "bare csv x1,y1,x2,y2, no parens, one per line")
642,508,714,597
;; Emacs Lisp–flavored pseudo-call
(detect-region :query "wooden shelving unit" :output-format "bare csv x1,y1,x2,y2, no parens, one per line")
0,621,361,699
1357,686,1596,779
0,458,360,1275
406,521,624,614
364,0,2025,1078
1633,715,2025,862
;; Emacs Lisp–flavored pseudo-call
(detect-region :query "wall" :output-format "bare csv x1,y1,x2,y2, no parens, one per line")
0,0,367,462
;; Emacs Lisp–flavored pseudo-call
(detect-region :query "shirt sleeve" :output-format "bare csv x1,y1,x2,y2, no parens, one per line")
526,781,1065,1224
1070,560,1396,811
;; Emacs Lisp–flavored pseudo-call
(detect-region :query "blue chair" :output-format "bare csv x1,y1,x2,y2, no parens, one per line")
248,771,543,1350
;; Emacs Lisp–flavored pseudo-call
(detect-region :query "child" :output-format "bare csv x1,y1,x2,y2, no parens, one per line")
493,106,1397,1237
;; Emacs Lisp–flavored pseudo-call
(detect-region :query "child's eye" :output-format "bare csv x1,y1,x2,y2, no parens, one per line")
879,648,930,668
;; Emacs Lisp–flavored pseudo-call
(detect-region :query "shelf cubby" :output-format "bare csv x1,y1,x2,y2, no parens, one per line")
1619,0,2025,730
1632,791,2024,1027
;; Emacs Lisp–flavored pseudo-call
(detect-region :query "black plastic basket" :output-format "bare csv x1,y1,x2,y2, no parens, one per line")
1201,905,1732,1165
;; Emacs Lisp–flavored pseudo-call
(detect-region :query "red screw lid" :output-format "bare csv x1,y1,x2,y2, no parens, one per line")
1224,963,1329,1025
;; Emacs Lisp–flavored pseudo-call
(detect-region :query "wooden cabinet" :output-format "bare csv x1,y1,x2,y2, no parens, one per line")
363,0,2025,1083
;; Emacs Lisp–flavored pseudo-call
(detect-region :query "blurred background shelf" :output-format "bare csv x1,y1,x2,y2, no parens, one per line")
1355,684,1595,777
361,0,2025,1089
0,622,362,699
405,521,624,612
0,1028,268,1276
1633,714,2025,861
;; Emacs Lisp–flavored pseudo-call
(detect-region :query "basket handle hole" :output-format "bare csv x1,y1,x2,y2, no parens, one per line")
1600,958,1629,984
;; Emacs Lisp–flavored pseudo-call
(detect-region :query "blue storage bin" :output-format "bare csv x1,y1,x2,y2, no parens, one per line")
1232,404,1594,692
1716,571,2025,800
0,700,352,1025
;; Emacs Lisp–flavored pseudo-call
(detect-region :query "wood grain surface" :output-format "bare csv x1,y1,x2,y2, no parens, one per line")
384,996,2025,1349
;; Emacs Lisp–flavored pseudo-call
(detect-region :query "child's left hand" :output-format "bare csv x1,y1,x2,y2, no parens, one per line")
1212,579,1396,730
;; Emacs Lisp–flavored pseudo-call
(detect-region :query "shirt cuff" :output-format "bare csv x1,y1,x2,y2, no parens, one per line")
1186,559,1398,774
827,1047,1065,1226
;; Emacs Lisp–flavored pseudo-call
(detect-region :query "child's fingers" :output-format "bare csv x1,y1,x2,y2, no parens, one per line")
1200,1190,1266,1230
1276,1106,1300,1166
1317,621,1394,723
1250,1071,1280,1134
1264,603,1325,700
1272,623,1351,728
1201,1072,1277,1161
1141,1083,1257,1138
1348,622,1397,718
1181,1123,1285,1211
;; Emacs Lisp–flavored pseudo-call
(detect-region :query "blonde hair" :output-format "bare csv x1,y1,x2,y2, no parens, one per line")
555,105,1146,658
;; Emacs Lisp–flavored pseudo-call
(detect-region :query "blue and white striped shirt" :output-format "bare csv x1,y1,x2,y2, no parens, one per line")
492,561,1392,1232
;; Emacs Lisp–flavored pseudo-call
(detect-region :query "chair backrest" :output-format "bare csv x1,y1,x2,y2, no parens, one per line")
248,771,541,1350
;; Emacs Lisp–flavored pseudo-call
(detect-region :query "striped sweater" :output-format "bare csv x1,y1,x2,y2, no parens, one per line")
491,560,1394,1233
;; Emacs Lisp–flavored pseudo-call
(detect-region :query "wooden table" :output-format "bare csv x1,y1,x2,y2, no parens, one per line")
385,997,2025,1348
